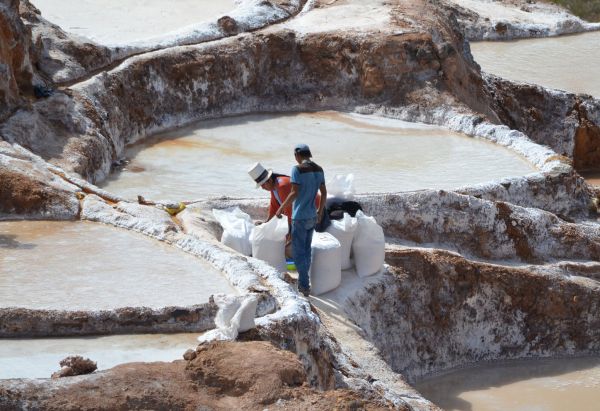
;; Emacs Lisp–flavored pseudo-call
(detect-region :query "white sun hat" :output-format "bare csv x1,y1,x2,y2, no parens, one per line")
248,162,272,188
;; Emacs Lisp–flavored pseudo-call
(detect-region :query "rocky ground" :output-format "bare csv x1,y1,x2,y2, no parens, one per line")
0,341,393,411
1,0,599,410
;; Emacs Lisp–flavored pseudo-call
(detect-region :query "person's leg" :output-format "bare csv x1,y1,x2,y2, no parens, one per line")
304,218,315,278
292,219,309,291
292,218,316,293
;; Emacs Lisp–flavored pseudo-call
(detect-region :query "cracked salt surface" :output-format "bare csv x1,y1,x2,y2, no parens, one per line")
32,0,236,45
450,0,573,25
100,111,535,201
415,356,600,411
471,31,600,98
282,0,392,33
0,221,237,310
0,333,198,379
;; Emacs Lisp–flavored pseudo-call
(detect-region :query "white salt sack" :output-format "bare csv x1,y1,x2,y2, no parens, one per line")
325,212,357,270
327,173,356,201
250,217,288,274
352,210,385,277
309,232,342,296
234,295,258,333
199,294,258,342
212,207,254,256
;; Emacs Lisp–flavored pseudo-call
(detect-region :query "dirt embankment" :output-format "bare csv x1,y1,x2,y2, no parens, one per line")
484,74,600,173
0,341,393,411
542,0,600,22
344,248,600,382
0,0,33,122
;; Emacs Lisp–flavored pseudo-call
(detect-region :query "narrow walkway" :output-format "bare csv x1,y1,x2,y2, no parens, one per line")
309,269,436,409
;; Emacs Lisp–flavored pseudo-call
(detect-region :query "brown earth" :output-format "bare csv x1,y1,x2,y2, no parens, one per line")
0,159,78,219
484,74,600,171
0,0,33,121
343,247,600,381
0,341,392,411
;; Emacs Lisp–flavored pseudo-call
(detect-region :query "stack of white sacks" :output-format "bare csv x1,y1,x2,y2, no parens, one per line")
211,175,385,296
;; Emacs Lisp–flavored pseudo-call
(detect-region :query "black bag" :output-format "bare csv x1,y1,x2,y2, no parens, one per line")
327,200,363,220
315,209,332,232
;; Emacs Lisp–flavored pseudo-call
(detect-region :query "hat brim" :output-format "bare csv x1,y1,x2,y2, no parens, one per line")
255,169,273,188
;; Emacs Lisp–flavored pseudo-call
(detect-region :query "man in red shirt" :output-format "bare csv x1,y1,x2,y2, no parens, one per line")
248,163,293,225
249,162,323,226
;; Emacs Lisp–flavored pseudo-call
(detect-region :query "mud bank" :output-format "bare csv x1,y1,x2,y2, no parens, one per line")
484,74,600,173
442,0,600,41
345,248,600,382
0,341,393,411
18,0,311,85
0,304,217,338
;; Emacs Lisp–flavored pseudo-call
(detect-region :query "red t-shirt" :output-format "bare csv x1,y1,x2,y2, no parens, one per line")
268,176,293,225
268,176,320,225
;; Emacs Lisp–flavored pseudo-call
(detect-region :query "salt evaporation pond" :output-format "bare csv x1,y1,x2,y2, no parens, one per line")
0,221,236,310
470,31,600,98
582,171,600,188
32,0,236,45
0,333,198,379
101,112,535,201
415,357,600,411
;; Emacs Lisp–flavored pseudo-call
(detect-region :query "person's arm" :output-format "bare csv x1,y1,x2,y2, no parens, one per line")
266,192,278,222
276,183,298,218
317,182,327,223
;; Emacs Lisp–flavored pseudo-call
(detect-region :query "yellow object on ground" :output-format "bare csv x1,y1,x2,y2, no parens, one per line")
165,202,186,216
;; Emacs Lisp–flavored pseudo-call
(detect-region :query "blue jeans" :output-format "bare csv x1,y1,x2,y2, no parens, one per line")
292,217,316,290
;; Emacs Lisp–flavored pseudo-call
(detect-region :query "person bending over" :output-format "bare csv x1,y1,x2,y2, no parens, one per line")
248,162,293,225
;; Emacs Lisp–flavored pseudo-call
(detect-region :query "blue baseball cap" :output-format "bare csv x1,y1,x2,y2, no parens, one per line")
294,143,312,157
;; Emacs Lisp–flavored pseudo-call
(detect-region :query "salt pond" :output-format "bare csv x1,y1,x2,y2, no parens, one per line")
32,0,236,45
582,171,600,188
0,221,236,310
415,356,600,411
101,112,535,201
470,31,600,98
0,333,198,379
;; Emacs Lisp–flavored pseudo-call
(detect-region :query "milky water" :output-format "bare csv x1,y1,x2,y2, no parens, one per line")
415,357,600,411
100,112,535,202
0,333,199,379
470,31,600,98
32,0,236,45
582,171,600,188
0,221,236,310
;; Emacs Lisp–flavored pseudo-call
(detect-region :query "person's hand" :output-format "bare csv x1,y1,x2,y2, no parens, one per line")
275,208,283,218
317,209,324,224
254,220,263,226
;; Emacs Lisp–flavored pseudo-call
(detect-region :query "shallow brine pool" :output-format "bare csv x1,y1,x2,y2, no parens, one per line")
32,0,237,45
415,356,600,411
101,112,535,201
582,171,600,188
0,221,236,310
0,333,198,379
470,31,600,98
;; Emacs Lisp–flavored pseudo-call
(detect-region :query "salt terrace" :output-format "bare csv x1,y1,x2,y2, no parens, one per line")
1,0,600,409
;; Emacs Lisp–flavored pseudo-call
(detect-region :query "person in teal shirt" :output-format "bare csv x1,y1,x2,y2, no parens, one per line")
276,144,327,297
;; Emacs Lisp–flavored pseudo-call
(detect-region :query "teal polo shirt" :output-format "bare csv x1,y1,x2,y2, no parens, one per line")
290,160,325,220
